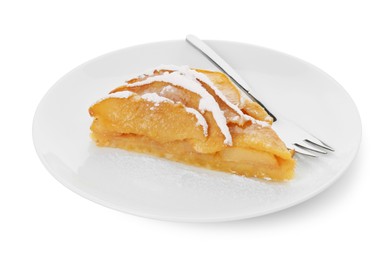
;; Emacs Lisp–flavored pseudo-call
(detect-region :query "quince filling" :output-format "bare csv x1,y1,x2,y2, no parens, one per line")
89,65,295,181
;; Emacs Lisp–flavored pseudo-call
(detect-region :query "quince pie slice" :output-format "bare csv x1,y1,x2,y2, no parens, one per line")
89,65,295,181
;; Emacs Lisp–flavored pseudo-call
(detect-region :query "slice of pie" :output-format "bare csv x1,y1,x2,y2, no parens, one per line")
89,65,295,181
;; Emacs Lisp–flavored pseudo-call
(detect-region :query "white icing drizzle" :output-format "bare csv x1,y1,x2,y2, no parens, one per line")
181,67,270,127
107,90,135,99
144,65,270,128
94,90,135,107
184,68,245,114
121,65,271,145
243,115,270,127
185,107,208,136
140,92,174,104
126,69,233,145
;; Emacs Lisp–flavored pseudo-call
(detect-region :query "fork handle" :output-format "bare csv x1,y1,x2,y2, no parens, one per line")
185,34,277,122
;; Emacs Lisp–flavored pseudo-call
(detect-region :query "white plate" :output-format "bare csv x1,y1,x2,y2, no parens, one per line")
33,40,361,222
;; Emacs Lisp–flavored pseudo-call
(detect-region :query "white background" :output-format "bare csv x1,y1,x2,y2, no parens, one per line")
1,0,389,259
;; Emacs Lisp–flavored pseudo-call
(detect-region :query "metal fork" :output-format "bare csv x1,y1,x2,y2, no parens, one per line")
186,34,334,157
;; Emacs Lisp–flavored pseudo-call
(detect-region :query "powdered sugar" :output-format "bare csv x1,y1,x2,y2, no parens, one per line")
185,107,208,136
